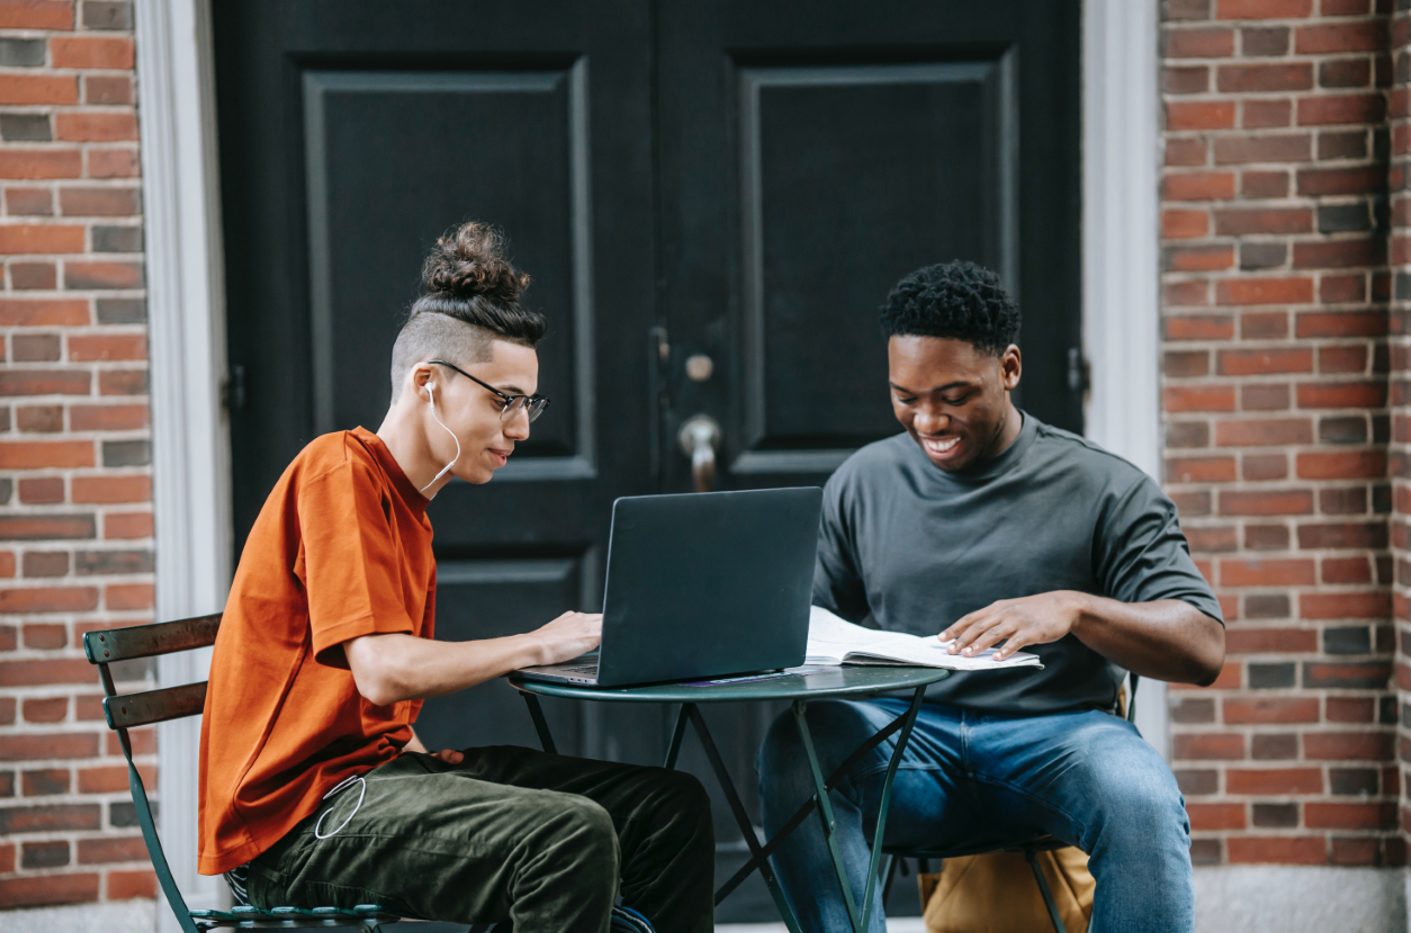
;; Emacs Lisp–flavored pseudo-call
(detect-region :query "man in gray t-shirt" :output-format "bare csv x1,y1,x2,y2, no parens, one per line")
759,261,1224,933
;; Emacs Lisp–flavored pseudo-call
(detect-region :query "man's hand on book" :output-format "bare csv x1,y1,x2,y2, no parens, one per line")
940,591,1089,662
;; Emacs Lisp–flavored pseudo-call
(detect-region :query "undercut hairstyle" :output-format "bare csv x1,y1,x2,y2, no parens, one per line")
879,260,1020,356
388,222,547,400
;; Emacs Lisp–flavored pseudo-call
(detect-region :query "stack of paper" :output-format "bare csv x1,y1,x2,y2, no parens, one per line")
806,606,1043,672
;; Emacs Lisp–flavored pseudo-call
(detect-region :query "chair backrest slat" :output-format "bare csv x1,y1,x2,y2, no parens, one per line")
103,682,208,730
83,613,221,664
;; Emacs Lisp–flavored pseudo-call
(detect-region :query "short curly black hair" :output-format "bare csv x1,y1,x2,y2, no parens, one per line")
879,260,1020,356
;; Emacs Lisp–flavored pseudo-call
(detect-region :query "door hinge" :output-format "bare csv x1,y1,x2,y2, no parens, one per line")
1067,347,1090,395
222,364,248,412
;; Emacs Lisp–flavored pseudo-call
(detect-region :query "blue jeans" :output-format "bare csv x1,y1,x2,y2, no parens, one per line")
757,699,1193,933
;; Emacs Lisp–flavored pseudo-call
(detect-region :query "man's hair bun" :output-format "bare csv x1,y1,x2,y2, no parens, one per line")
420,222,530,306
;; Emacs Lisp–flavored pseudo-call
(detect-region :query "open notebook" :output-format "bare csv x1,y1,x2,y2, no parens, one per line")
807,606,1044,672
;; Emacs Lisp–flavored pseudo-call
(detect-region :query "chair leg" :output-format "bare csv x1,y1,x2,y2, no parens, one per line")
1024,848,1066,933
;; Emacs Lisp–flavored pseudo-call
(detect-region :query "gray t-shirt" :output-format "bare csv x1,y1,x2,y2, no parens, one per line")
814,411,1223,714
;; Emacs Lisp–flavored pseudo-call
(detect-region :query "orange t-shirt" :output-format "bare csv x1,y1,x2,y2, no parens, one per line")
197,427,435,875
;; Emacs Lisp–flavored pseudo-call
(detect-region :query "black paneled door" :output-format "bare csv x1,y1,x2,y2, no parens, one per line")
214,0,1078,920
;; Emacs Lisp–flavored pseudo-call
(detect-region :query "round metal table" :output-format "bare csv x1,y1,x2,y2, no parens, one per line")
509,665,952,933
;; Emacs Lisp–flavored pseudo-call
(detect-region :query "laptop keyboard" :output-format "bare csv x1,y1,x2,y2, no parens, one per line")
558,661,600,676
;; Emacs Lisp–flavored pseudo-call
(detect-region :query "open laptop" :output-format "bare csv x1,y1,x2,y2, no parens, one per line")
517,486,822,687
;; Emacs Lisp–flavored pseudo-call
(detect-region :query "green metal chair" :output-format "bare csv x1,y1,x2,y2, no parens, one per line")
84,613,656,933
880,674,1142,933
84,612,406,932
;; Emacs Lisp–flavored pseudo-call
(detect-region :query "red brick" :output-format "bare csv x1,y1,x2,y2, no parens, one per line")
1298,165,1383,196
1241,169,1292,197
1298,93,1385,126
5,186,54,216
1225,627,1317,653
105,583,153,611
69,404,148,431
104,512,153,539
16,477,65,504
1164,280,1211,307
0,0,74,28
0,732,100,761
1166,27,1236,58
1295,450,1386,479
1166,137,1209,167
1294,20,1386,54
1164,171,1237,201
11,261,57,290
1219,489,1314,515
1166,314,1235,340
1300,591,1391,620
1319,345,1369,374
1167,101,1237,131
1221,557,1317,587
1165,385,1238,413
77,763,155,794
1216,277,1315,306
71,475,151,504
0,585,99,613
1227,836,1326,865
1167,245,1235,272
0,514,93,539
1214,417,1312,446
0,224,84,255
1219,348,1315,376
77,836,147,865
54,113,138,142
0,439,94,469
1292,239,1383,270
98,370,148,396
0,298,89,326
0,369,91,396
1173,732,1246,760
64,261,143,290
107,868,156,900
1296,382,1386,409
1303,732,1392,760
1213,207,1312,236
85,75,133,106
1226,767,1323,794
1242,98,1292,129
1318,274,1366,304
58,187,140,217
1187,802,1247,830
21,766,70,795
1215,0,1312,16
1163,208,1211,238
0,874,100,909
0,149,83,179
21,623,65,650
50,36,135,70
68,334,146,362
1297,521,1385,549
1305,802,1395,830
1295,310,1385,339
1224,697,1320,724
1322,556,1372,585
86,147,139,179
0,74,78,106
1217,63,1314,92
1240,384,1291,411
1167,456,1238,483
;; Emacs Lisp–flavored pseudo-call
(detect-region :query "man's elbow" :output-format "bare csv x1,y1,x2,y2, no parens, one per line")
1189,622,1226,687
346,637,413,706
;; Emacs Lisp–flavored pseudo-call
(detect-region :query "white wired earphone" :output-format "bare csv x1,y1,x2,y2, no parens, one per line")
419,381,462,493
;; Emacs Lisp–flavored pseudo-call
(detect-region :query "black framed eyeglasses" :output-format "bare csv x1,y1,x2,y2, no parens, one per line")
427,359,550,423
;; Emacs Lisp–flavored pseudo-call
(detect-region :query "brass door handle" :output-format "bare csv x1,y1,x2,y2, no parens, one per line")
677,415,721,492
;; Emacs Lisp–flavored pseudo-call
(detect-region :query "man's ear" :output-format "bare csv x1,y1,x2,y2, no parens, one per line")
1000,345,1022,391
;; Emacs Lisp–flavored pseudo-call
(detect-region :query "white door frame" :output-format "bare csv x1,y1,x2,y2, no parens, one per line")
139,0,1165,924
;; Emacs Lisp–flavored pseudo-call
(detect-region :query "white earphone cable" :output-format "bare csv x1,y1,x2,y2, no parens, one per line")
419,385,461,493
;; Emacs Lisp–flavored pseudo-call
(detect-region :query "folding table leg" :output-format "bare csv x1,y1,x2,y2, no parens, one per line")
519,693,558,755
680,704,804,933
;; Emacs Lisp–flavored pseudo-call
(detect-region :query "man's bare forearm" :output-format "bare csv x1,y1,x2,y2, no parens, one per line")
348,631,550,706
1071,595,1225,685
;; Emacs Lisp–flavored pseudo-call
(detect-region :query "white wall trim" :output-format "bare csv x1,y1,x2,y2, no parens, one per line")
135,0,231,927
1081,0,1169,753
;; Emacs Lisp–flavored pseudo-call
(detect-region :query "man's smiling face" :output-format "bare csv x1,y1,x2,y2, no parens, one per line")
887,334,1022,473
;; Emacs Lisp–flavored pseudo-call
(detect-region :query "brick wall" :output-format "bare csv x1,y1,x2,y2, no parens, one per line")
0,0,157,909
1162,0,1403,868
1392,0,1411,866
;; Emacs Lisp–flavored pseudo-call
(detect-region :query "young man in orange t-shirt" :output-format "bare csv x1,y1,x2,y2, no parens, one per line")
197,223,713,932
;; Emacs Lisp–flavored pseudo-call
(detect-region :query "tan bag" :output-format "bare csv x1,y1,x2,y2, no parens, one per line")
918,846,1094,933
